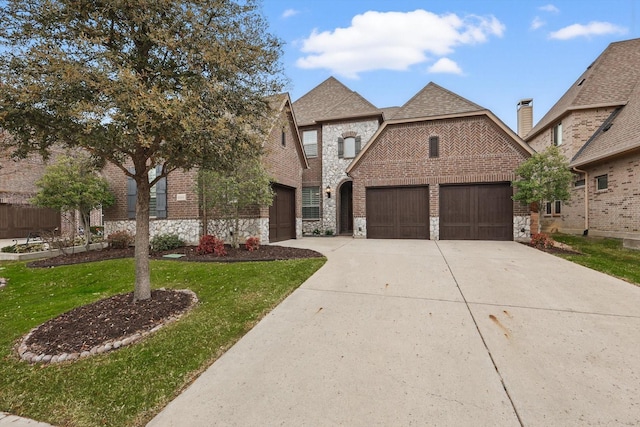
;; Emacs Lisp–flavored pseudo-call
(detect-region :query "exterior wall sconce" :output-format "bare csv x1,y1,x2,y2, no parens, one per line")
325,186,332,198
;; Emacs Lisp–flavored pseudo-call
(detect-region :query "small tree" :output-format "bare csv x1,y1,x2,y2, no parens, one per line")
198,157,273,248
512,146,573,234
32,155,115,247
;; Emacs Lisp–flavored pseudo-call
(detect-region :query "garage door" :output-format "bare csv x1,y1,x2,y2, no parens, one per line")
269,185,296,242
439,183,513,241
366,186,429,239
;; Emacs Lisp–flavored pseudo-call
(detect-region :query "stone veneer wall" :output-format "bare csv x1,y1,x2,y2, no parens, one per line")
104,219,201,245
321,119,380,234
105,216,299,245
353,215,530,240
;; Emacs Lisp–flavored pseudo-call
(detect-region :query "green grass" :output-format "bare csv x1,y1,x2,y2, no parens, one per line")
0,257,325,426
552,234,640,286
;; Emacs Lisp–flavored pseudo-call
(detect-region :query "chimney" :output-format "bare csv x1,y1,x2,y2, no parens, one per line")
517,99,533,138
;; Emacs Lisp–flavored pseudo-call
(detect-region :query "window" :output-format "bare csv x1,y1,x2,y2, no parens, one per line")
126,166,167,219
574,178,585,187
281,126,286,147
429,136,439,158
148,167,157,216
302,130,318,157
302,187,320,219
338,136,361,159
553,122,563,146
596,174,608,191
544,201,561,216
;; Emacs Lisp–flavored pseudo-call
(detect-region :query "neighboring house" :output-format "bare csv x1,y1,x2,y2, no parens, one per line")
524,38,640,239
0,149,62,239
294,77,534,241
102,93,307,244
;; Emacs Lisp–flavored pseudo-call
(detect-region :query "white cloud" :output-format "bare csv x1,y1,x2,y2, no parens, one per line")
282,9,299,19
428,58,463,75
531,16,545,30
549,21,627,40
539,4,560,13
296,9,505,78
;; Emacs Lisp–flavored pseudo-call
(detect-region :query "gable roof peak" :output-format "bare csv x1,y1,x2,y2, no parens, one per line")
292,75,379,126
390,81,484,120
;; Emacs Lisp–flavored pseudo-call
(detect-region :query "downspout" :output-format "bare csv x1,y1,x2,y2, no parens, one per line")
572,166,589,235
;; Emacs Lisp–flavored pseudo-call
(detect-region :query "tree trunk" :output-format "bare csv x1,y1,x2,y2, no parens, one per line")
134,179,152,301
81,211,91,249
538,199,543,234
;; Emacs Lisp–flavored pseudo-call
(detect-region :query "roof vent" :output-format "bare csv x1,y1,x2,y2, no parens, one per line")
578,78,586,86
602,122,613,132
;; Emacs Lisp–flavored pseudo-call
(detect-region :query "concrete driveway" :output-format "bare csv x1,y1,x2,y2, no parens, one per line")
148,238,640,426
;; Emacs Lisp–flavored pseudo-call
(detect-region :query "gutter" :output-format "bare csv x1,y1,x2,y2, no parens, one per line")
572,166,589,235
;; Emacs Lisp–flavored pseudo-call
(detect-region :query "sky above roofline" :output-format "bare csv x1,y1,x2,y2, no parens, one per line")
261,0,639,132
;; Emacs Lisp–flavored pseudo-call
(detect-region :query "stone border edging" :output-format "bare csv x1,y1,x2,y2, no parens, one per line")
16,289,198,364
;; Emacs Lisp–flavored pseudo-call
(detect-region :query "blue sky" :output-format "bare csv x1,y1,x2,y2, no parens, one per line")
261,0,639,132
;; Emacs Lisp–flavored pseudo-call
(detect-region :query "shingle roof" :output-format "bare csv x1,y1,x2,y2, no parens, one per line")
390,82,484,120
527,38,640,140
571,78,640,167
292,77,380,126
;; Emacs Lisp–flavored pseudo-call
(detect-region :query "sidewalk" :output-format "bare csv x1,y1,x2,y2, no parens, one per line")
0,413,54,427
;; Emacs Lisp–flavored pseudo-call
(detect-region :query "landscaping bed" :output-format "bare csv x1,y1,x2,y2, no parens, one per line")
27,244,324,268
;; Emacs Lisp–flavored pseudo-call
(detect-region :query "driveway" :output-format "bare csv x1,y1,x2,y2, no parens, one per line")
148,238,640,426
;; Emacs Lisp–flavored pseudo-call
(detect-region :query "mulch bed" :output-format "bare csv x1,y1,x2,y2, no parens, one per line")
27,244,324,268
520,242,582,255
23,289,195,356
18,244,323,363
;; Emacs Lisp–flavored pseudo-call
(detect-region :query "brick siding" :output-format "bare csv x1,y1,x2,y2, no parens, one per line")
349,115,530,219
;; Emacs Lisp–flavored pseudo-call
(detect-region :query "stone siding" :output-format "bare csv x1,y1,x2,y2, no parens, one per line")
321,119,379,232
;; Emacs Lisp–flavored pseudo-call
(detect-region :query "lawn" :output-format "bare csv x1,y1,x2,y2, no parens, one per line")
552,234,640,286
0,257,325,426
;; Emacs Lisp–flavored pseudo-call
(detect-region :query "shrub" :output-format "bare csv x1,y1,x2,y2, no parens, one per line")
530,232,554,249
197,235,227,256
107,230,134,249
151,234,184,252
90,226,104,236
324,229,334,236
312,228,321,235
1,245,16,253
245,236,260,252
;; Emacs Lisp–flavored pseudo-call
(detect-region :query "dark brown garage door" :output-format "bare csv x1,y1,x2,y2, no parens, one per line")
439,183,513,241
366,186,429,239
269,184,296,242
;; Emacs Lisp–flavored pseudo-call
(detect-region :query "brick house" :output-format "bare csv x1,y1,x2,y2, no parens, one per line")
102,93,307,244
523,38,640,239
295,77,534,240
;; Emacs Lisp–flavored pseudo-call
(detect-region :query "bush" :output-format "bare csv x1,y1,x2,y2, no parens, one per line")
90,226,104,236
150,234,184,252
196,235,227,256
530,232,554,249
1,245,16,253
324,229,334,236
245,236,260,252
107,230,134,249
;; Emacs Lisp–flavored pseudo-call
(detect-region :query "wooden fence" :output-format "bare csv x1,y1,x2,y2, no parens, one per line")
0,204,61,239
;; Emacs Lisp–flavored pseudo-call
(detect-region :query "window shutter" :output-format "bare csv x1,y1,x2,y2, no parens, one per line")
127,169,136,219
155,165,167,219
338,137,344,158
355,136,362,155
